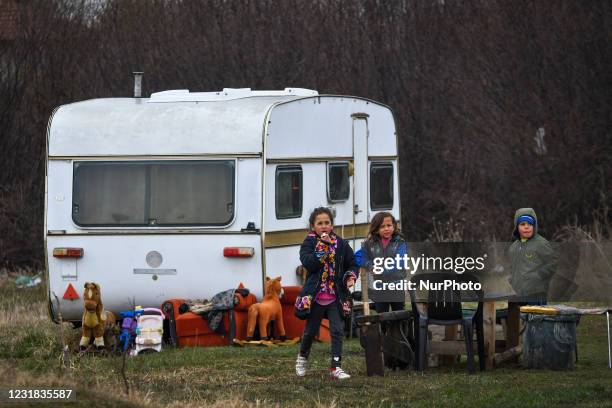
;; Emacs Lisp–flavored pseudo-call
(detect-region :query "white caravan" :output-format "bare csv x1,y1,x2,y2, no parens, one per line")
45,88,401,322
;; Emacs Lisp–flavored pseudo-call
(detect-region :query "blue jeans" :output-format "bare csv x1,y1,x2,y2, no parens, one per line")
299,301,345,368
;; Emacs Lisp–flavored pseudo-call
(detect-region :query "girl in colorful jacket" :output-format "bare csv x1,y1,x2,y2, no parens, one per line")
294,207,358,380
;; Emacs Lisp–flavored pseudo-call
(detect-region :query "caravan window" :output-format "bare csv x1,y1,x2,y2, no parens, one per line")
327,162,350,203
72,160,235,226
275,165,302,219
370,162,394,210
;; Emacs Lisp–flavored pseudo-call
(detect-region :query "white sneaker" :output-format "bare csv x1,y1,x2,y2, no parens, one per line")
295,355,308,377
330,367,350,380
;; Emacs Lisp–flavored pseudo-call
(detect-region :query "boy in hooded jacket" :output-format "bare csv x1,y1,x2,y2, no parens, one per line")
508,208,557,304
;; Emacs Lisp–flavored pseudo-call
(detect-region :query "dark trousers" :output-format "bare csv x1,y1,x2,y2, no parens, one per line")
299,301,345,368
374,301,405,313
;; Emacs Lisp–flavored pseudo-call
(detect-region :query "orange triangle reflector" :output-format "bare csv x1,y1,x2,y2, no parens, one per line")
63,283,79,300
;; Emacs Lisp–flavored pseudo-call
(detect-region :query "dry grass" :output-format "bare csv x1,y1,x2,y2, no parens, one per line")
1,272,612,407
0,279,338,407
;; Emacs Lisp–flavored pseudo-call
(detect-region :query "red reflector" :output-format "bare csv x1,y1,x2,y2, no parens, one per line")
53,247,84,258
223,247,255,257
63,283,80,300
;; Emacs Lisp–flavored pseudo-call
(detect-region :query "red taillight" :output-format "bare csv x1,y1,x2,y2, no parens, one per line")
53,247,84,258
223,247,254,257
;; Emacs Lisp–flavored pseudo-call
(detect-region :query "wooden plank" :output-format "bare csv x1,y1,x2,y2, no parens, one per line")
360,267,370,316
506,302,521,363
483,301,496,370
494,345,522,366
362,323,385,376
442,325,459,364
506,302,520,348
359,265,384,376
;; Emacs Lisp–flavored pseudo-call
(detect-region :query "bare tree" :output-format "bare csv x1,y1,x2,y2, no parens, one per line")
0,0,610,267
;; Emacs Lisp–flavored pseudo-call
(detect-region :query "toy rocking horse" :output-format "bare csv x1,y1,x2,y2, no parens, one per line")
80,282,116,351
246,276,287,341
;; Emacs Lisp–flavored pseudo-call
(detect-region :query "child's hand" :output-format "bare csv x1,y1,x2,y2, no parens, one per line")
346,277,355,288
320,232,332,244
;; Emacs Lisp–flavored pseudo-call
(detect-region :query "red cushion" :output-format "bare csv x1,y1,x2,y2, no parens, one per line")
281,286,302,305
235,293,257,311
162,286,331,346
162,297,251,346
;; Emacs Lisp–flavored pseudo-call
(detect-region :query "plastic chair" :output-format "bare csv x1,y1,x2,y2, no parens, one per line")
409,272,485,373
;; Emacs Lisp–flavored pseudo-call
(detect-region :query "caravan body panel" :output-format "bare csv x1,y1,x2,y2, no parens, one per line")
45,91,400,322
47,233,263,320
49,96,295,157
46,156,264,320
263,97,400,286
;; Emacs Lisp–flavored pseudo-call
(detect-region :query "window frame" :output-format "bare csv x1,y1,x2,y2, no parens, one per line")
369,161,394,211
326,161,350,203
71,159,236,228
275,165,303,220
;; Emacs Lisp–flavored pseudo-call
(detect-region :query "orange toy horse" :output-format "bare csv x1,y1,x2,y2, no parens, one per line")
246,276,286,341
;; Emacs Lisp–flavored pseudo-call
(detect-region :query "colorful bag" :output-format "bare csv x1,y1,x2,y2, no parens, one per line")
294,295,312,320
341,298,353,319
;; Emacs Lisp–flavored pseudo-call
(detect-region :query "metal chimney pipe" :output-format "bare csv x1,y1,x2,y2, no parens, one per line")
133,71,143,98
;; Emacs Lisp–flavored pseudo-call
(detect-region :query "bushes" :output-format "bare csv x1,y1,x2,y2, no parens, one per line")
0,0,610,268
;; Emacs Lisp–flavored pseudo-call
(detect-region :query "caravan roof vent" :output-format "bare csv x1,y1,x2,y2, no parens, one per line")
148,87,318,103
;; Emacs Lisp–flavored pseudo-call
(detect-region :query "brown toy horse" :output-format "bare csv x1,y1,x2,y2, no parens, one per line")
80,282,116,351
246,276,286,341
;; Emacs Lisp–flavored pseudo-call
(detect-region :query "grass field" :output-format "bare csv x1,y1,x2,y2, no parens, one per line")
1,278,611,408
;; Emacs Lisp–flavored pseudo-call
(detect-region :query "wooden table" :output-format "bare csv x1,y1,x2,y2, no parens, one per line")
356,296,523,371
428,295,520,370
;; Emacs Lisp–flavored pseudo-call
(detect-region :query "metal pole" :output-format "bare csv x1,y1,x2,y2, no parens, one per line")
133,72,143,98
607,311,611,369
